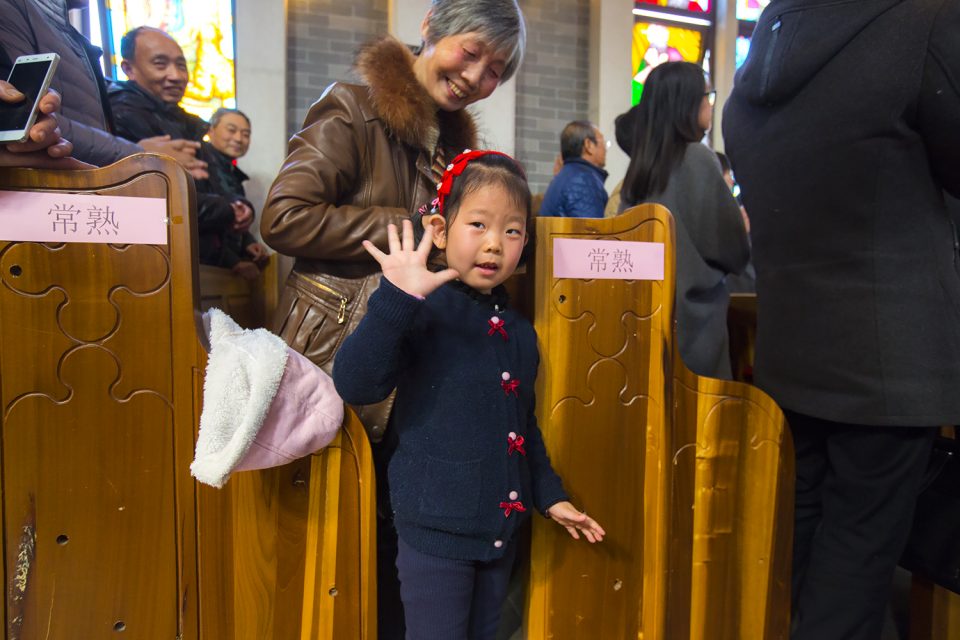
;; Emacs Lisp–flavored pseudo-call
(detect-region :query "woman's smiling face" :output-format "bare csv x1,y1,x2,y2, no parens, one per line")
413,31,507,111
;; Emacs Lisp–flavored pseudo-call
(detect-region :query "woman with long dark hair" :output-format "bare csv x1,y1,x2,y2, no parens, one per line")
618,61,750,379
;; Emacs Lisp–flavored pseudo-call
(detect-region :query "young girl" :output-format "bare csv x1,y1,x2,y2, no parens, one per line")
333,151,604,639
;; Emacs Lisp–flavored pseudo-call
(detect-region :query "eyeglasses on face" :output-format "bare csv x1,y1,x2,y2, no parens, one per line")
588,135,612,149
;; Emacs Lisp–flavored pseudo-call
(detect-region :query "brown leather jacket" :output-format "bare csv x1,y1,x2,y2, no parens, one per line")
261,36,477,441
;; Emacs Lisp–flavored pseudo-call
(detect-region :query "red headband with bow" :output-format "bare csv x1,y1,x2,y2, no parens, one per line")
418,149,524,217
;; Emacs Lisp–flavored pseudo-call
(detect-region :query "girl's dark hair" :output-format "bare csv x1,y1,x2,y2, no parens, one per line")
414,153,534,265
621,61,707,205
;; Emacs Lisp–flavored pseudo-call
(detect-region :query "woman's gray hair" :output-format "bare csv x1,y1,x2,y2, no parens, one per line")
424,0,527,82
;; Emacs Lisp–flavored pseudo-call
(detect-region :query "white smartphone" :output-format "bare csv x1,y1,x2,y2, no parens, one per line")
0,53,61,143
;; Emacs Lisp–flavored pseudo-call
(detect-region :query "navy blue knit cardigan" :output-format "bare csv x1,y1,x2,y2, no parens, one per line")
333,278,568,561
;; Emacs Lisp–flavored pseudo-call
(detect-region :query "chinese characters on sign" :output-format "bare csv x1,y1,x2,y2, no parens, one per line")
0,191,168,245
585,247,637,274
553,238,664,280
47,203,121,237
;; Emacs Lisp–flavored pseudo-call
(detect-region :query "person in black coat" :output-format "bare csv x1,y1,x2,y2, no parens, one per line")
194,108,267,279
0,0,205,172
723,1,960,638
108,26,208,146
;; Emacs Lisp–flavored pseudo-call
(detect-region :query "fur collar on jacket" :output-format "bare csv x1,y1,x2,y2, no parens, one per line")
355,35,478,153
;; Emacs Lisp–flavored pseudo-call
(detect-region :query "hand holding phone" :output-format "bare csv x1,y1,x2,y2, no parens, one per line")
0,53,60,144
2,82,66,151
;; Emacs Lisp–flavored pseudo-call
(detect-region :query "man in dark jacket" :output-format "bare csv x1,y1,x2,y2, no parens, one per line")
195,108,267,280
723,1,960,638
0,0,205,172
539,120,609,218
108,26,207,144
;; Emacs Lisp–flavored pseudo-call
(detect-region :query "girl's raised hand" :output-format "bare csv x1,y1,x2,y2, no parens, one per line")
363,220,459,299
547,501,605,543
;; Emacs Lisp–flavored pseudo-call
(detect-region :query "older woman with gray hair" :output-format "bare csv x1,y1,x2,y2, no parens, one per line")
259,1,526,636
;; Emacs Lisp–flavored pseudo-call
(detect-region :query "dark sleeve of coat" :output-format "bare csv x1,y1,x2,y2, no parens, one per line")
919,0,960,198
195,192,238,234
685,144,751,275
333,277,417,406
57,118,142,166
185,112,209,142
109,95,161,143
519,347,569,516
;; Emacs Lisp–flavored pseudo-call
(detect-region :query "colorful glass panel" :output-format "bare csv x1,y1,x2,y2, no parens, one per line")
637,0,712,12
735,35,751,69
103,0,235,120
632,21,704,105
736,0,771,22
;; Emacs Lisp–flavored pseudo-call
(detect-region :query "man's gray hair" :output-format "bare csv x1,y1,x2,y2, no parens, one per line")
210,107,251,129
560,121,597,161
423,0,527,82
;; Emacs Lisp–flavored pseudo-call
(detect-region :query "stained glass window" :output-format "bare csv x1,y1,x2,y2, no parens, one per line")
100,0,236,120
632,21,704,104
736,0,771,22
637,0,712,12
735,35,752,69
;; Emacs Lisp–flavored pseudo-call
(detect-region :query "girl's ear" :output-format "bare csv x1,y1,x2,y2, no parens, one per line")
421,213,447,249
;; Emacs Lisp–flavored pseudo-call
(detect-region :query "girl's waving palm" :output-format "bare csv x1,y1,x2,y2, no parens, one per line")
363,220,459,299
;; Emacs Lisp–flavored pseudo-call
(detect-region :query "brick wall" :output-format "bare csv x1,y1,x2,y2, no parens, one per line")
284,0,591,192
286,0,387,138
515,0,591,194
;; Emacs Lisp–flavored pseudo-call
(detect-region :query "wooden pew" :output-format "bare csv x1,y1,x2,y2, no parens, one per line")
198,255,279,330
1,155,205,638
0,155,376,639
911,576,960,639
525,204,792,639
195,408,376,639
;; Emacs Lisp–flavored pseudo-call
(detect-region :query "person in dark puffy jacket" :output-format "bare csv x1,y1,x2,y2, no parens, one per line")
724,1,960,638
539,120,609,218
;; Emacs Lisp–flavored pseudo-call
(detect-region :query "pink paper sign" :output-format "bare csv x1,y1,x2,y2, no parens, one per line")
0,190,168,245
553,238,664,280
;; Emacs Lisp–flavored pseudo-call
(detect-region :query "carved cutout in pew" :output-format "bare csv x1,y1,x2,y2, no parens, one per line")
525,204,792,639
0,155,204,638
1,155,377,640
